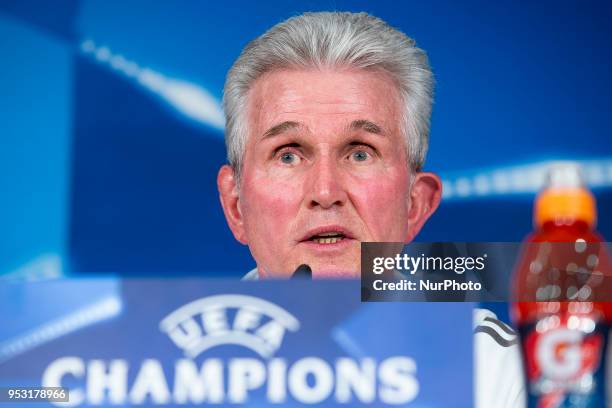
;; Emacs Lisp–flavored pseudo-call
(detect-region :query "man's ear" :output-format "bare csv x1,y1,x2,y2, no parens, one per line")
217,165,248,244
406,172,442,242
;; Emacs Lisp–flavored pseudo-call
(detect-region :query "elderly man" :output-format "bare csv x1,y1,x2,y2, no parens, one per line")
217,12,441,279
217,11,525,408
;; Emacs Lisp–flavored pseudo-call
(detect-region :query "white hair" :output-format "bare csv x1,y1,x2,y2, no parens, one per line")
223,11,434,180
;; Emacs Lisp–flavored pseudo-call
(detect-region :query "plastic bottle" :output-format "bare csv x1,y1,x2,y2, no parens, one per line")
511,162,611,407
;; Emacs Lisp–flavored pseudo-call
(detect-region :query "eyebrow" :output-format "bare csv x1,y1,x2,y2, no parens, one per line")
260,119,386,141
261,121,303,140
348,119,385,136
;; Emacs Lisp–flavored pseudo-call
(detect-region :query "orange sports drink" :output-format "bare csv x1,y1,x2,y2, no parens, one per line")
511,162,612,407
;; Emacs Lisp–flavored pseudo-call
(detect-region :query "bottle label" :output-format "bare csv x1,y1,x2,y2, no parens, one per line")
519,316,608,407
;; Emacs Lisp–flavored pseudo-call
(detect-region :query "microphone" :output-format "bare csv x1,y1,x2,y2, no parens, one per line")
291,264,312,279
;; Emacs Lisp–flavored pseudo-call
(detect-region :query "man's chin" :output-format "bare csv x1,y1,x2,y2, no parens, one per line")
259,265,359,279
295,257,360,279
311,269,359,279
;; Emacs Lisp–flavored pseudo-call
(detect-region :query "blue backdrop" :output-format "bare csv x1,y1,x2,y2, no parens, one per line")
1,0,611,285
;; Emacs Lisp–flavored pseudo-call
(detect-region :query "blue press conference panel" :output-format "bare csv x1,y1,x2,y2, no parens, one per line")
0,280,473,407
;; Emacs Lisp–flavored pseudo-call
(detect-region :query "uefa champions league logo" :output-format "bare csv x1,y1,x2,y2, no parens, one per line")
41,294,419,406
159,295,300,359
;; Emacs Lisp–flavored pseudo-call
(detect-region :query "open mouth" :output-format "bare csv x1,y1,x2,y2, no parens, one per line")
308,232,346,244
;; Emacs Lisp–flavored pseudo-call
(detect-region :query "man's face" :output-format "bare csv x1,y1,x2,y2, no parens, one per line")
219,68,440,278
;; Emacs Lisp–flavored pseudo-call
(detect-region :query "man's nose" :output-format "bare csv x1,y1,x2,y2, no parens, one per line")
305,156,348,209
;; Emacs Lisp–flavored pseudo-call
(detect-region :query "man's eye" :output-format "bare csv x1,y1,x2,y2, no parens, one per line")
279,151,299,164
351,150,370,162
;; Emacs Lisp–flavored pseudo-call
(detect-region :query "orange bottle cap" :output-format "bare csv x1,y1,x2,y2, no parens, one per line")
534,187,596,227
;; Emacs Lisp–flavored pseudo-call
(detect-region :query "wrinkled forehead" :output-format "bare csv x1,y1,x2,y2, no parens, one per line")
244,67,405,146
